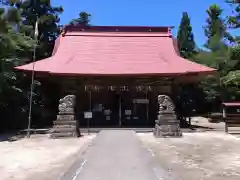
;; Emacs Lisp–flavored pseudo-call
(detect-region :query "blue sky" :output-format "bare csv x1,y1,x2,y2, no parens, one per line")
52,0,239,47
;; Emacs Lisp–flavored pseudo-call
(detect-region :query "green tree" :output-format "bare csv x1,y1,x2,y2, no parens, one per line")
221,1,240,87
0,0,63,131
190,4,240,111
204,4,228,49
177,12,196,58
70,11,91,26
0,4,36,131
6,0,64,59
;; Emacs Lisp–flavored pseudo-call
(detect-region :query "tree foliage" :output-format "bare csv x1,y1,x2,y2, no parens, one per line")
5,0,63,59
191,3,240,110
70,11,91,26
0,4,35,130
226,0,240,28
221,1,240,87
177,12,196,58
203,4,229,49
0,0,63,131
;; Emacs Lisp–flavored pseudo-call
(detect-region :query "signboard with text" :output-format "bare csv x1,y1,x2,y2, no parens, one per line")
84,112,93,119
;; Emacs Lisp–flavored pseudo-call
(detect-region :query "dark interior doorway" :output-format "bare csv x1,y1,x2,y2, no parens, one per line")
77,90,156,128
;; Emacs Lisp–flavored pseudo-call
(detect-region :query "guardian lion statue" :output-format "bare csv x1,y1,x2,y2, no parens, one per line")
58,95,76,113
158,95,175,112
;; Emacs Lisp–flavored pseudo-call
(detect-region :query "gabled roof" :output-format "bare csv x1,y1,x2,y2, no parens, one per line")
15,25,216,76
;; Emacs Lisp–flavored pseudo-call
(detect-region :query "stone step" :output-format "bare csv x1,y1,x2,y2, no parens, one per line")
58,111,74,115
50,132,76,138
57,114,75,121
157,115,177,120
157,121,180,125
51,127,76,133
53,125,76,129
53,120,76,125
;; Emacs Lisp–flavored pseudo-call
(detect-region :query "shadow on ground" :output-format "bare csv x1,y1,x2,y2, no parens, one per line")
0,132,25,142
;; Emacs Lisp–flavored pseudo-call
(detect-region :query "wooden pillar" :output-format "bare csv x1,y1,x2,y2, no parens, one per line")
223,105,228,133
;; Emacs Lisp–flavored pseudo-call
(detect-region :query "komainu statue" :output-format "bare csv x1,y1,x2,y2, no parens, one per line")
51,95,80,138
158,95,175,112
154,95,182,137
58,95,76,114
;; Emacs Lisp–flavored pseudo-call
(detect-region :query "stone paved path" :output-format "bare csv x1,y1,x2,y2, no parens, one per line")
71,130,173,180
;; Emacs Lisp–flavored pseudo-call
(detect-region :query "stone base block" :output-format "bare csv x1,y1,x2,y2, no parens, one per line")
155,119,180,125
154,124,182,138
58,111,75,115
57,114,75,121
158,114,177,120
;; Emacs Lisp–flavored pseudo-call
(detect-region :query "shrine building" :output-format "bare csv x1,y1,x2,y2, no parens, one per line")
15,25,215,129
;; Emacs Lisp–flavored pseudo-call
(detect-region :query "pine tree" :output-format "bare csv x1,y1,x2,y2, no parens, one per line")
177,12,196,58
70,12,91,26
204,4,227,49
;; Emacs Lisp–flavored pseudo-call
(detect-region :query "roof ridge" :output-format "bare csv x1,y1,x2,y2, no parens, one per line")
63,32,172,38
62,25,174,33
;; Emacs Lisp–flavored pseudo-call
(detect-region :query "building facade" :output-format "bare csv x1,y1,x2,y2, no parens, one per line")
16,25,215,130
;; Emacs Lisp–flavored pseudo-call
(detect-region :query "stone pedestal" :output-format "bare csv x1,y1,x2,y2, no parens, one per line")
154,95,182,137
50,95,80,138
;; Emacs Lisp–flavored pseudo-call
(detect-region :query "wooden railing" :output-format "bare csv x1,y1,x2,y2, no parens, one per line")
224,114,240,133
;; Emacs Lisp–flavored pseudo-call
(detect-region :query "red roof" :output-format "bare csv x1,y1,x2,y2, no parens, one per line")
15,25,216,76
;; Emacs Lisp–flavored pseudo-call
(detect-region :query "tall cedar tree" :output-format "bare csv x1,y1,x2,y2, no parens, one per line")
16,0,63,128
70,12,91,26
8,0,64,60
177,12,196,58
176,12,197,125
204,4,227,49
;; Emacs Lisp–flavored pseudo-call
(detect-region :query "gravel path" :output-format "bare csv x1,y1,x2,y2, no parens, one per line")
138,132,240,180
72,130,172,180
0,134,96,180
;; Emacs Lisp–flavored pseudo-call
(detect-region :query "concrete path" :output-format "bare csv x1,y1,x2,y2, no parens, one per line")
69,130,173,180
